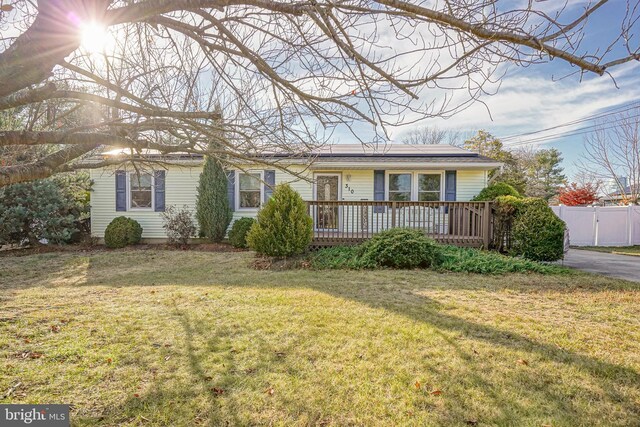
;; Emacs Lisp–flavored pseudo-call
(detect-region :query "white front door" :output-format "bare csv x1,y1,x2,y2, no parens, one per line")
314,173,341,230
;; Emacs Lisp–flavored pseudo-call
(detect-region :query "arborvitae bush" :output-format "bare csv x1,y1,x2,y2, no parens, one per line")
104,216,143,248
196,156,232,242
228,217,256,248
246,184,312,257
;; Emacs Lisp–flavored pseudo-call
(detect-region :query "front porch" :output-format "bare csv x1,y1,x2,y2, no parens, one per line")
307,200,493,248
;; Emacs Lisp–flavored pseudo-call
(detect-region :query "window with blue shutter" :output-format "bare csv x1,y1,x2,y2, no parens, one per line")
445,171,457,201
264,170,276,203
154,170,166,212
115,170,126,211
226,170,235,211
373,170,385,213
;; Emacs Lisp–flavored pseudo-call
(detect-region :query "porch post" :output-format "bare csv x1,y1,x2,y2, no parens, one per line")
482,201,491,249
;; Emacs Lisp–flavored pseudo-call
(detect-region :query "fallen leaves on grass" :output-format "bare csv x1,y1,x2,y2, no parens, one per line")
264,387,275,396
430,389,443,396
517,359,529,366
3,382,22,399
50,325,60,333
414,381,421,390
16,351,43,359
211,387,224,396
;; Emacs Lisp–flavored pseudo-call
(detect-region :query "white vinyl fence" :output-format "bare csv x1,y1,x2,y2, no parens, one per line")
551,205,640,247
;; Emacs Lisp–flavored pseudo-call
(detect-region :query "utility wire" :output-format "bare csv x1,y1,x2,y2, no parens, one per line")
504,114,640,146
500,101,640,142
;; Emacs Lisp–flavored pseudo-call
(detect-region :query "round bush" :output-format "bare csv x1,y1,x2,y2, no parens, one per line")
360,228,441,269
512,198,566,262
472,182,521,201
228,217,256,248
104,216,143,248
246,184,313,257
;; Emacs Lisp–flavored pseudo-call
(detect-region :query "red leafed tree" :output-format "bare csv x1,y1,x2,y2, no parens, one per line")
558,183,599,206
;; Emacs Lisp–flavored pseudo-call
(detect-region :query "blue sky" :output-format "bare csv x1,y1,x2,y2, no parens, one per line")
334,1,640,180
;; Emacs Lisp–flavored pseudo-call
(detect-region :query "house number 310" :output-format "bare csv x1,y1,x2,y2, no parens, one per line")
344,183,355,194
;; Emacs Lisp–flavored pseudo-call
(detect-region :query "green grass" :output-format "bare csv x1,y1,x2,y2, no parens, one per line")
576,246,640,257
309,244,571,275
1,249,640,426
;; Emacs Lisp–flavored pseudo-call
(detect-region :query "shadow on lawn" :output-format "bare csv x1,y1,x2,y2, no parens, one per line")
307,279,640,421
105,279,640,424
108,306,312,426
3,251,640,423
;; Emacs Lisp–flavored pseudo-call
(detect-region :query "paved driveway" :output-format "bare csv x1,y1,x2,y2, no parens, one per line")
562,249,640,283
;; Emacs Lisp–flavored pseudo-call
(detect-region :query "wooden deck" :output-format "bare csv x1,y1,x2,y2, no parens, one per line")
307,200,492,248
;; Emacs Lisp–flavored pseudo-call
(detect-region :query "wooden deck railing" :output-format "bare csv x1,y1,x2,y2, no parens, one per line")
306,200,493,248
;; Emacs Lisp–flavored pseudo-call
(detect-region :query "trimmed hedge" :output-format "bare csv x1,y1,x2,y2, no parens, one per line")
246,184,313,257
228,217,256,248
104,216,143,248
360,228,441,269
472,182,521,201
512,198,566,262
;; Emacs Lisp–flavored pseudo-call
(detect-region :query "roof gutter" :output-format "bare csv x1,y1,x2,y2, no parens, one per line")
307,161,503,170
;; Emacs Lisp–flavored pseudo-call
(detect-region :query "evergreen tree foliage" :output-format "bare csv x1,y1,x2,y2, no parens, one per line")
463,130,527,193
521,148,566,200
246,184,312,257
196,156,232,241
0,174,91,246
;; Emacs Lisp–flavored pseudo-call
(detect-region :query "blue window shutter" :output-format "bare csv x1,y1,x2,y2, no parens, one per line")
227,171,235,211
154,170,166,212
115,170,126,211
374,170,385,213
445,170,457,201
264,170,276,203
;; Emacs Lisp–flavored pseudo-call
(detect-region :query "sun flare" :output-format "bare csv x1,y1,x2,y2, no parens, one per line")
80,21,113,54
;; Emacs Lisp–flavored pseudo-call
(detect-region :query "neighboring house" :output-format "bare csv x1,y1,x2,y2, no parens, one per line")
602,184,639,206
89,144,501,245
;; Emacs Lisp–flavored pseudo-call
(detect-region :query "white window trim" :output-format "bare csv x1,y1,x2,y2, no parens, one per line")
236,170,264,211
384,171,445,202
127,171,155,211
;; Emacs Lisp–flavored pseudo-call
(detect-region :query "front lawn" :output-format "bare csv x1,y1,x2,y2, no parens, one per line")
1,249,640,426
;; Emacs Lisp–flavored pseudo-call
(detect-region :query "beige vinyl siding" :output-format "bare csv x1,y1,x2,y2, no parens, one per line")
91,164,490,239
457,170,487,201
90,165,202,238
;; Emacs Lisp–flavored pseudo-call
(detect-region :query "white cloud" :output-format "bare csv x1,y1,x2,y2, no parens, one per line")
388,61,640,146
